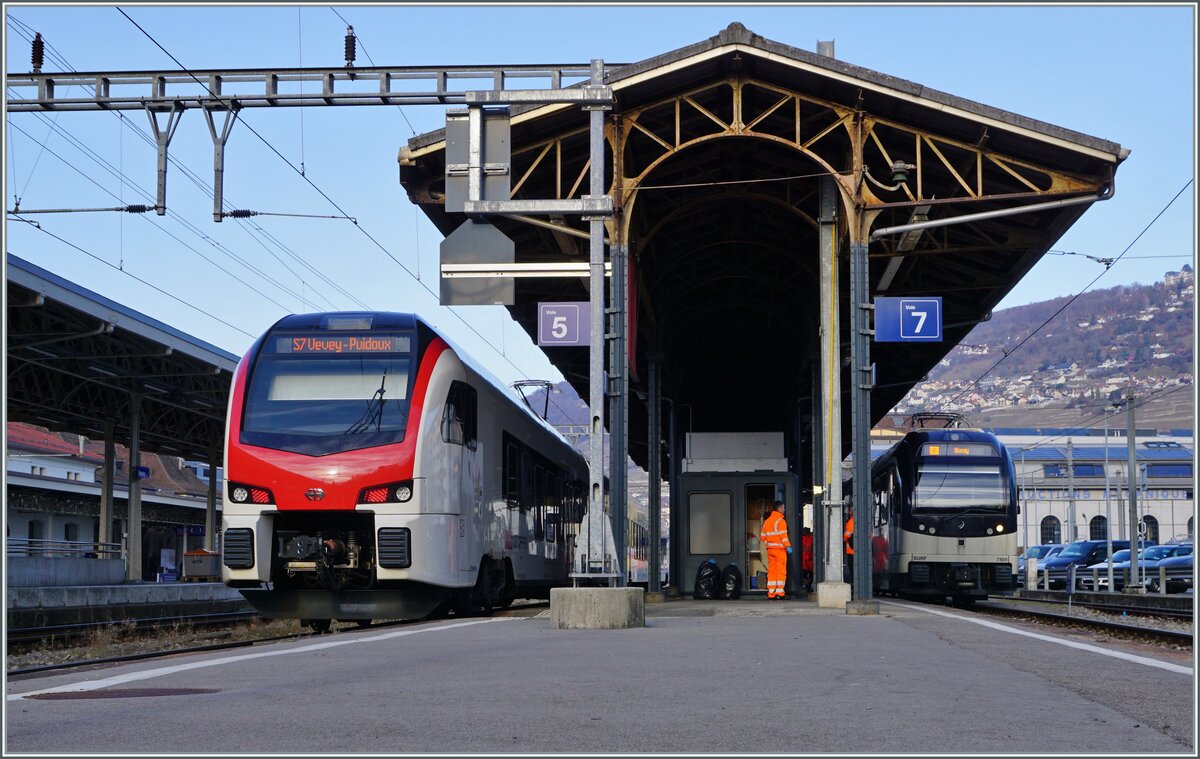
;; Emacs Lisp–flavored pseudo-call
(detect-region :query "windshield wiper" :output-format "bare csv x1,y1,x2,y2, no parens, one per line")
344,368,387,435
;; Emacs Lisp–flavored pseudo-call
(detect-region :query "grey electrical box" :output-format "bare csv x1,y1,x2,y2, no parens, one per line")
444,107,511,213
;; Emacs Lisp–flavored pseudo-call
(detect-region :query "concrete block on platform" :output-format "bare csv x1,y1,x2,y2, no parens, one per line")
846,599,880,615
816,581,851,609
550,587,645,629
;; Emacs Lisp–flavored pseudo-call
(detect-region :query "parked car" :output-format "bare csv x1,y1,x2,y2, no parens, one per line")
1039,540,1154,590
1077,549,1133,591
1094,544,1188,591
1151,552,1194,594
1018,544,1063,586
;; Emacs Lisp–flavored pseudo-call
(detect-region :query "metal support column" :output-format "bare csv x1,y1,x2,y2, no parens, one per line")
145,103,183,215
810,356,824,586
99,422,114,547
584,58,610,584
608,242,629,582
126,393,143,581
665,395,678,591
849,239,874,603
1067,439,1076,543
648,353,662,593
1125,388,1140,591
206,445,219,552
203,107,239,222
817,175,844,586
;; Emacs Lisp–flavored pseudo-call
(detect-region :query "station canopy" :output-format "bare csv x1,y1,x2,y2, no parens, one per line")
401,23,1127,471
6,254,238,462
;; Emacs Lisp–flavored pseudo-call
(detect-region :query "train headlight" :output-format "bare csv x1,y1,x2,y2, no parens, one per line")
228,482,274,504
359,480,415,504
995,524,1005,533
986,528,994,535
918,524,926,531
928,527,937,535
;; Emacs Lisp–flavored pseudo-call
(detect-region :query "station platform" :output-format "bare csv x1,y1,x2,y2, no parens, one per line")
6,581,250,629
5,593,1193,753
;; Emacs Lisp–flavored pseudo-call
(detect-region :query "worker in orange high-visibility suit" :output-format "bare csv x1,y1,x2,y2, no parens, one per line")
843,510,855,587
760,500,792,600
800,527,814,593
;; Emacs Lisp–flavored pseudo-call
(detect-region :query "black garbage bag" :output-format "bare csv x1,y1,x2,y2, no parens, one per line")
719,563,743,599
693,558,720,600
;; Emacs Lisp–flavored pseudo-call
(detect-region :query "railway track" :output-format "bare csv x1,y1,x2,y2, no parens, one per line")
6,610,260,647
7,601,550,678
972,598,1194,645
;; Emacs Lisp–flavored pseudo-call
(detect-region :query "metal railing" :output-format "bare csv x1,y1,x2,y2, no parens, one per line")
6,538,124,559
1033,565,1194,595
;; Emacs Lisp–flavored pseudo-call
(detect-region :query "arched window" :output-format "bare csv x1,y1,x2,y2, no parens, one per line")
1040,516,1061,545
1188,516,1194,540
1088,515,1107,540
1140,515,1160,544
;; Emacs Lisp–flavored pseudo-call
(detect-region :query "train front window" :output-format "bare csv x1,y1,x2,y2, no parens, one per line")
241,332,414,455
912,463,1007,511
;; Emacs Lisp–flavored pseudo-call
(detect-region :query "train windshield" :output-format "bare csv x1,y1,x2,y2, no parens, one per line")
912,463,1008,511
241,331,414,455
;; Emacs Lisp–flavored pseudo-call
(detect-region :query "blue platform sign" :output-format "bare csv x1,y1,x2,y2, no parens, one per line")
538,302,589,346
875,297,942,342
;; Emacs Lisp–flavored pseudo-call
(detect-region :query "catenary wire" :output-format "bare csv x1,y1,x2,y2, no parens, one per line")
6,116,305,312
4,17,355,313
327,6,417,136
115,7,579,420
939,178,1194,409
11,215,258,339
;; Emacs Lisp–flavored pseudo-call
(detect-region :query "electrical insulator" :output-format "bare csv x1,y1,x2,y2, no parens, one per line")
344,26,356,68
32,33,44,74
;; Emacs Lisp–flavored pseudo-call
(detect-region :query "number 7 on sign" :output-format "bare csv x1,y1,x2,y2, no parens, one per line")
912,310,926,333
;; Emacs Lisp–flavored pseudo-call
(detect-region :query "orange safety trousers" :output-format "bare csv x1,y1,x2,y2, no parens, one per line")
766,547,788,599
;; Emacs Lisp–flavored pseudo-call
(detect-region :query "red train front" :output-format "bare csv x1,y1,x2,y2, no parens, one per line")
221,312,589,630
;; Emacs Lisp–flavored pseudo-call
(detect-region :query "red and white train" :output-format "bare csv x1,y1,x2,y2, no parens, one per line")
221,312,590,631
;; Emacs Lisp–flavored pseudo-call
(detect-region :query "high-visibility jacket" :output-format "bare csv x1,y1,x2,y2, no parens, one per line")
761,511,791,550
844,515,855,555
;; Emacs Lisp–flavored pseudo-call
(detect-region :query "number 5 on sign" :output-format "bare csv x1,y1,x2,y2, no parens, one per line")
538,302,589,346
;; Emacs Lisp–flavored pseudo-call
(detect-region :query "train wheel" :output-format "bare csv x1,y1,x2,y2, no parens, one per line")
303,618,332,634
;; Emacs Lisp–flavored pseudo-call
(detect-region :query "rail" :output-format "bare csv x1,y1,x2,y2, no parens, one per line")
6,538,124,559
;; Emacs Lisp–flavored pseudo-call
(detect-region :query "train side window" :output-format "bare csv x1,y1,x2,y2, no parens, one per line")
532,465,547,541
504,441,519,507
888,467,902,519
442,381,477,450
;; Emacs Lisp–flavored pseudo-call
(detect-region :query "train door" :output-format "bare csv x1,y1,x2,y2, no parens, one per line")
444,381,479,574
886,465,904,585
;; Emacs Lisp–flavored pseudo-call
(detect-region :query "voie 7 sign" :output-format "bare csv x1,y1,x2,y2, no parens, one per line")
874,297,942,342
538,302,589,346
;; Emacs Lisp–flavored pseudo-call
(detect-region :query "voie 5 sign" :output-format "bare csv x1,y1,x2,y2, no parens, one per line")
538,302,589,346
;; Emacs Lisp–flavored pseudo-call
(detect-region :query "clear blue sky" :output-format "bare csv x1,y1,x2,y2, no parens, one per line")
4,3,1195,387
